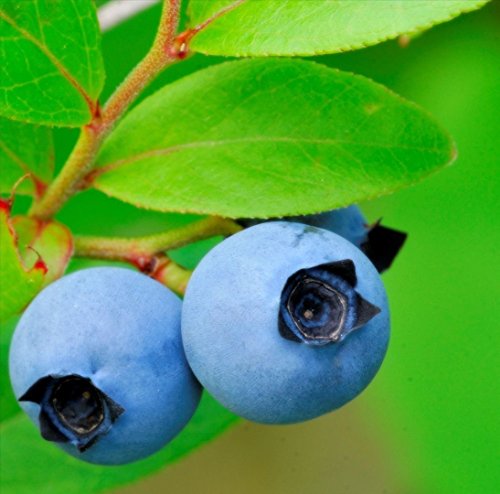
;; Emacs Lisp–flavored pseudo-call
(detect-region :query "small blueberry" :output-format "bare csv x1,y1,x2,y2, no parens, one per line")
242,205,407,272
9,267,201,465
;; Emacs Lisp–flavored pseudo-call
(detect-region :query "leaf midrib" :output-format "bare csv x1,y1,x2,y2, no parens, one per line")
97,135,446,176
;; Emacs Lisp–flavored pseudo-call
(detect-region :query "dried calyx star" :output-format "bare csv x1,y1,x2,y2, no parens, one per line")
19,374,124,452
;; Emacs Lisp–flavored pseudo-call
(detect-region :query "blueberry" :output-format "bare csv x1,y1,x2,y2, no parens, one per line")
297,206,407,273
242,205,407,273
289,205,369,247
9,267,201,465
182,222,390,424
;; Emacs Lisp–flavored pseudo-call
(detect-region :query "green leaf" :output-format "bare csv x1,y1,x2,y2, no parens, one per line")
0,117,53,197
0,201,45,324
189,0,490,56
0,393,238,494
12,216,73,286
0,0,104,126
93,59,455,218
0,317,19,423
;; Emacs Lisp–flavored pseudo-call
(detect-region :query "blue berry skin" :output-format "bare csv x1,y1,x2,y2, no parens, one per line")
9,267,201,465
243,205,407,273
242,206,367,246
290,205,368,247
297,207,407,273
182,222,390,425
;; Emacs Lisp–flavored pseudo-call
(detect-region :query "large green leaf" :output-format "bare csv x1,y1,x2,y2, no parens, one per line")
0,393,238,494
189,0,490,56
0,117,53,197
93,59,455,218
0,0,104,126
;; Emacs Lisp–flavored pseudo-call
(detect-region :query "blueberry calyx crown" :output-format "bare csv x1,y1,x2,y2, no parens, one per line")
361,222,407,273
278,259,381,345
19,374,124,452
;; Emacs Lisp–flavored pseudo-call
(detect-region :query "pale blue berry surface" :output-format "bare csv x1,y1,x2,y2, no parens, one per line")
182,222,390,424
9,267,201,465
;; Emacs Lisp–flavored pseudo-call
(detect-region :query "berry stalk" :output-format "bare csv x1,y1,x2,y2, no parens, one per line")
73,216,241,294
74,216,240,261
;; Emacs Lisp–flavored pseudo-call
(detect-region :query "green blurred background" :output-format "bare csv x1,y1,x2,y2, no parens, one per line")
2,2,499,493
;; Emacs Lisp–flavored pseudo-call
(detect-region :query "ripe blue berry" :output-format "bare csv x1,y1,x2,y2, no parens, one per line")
295,206,407,273
182,222,390,424
9,267,201,465
290,205,369,247
243,205,407,273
